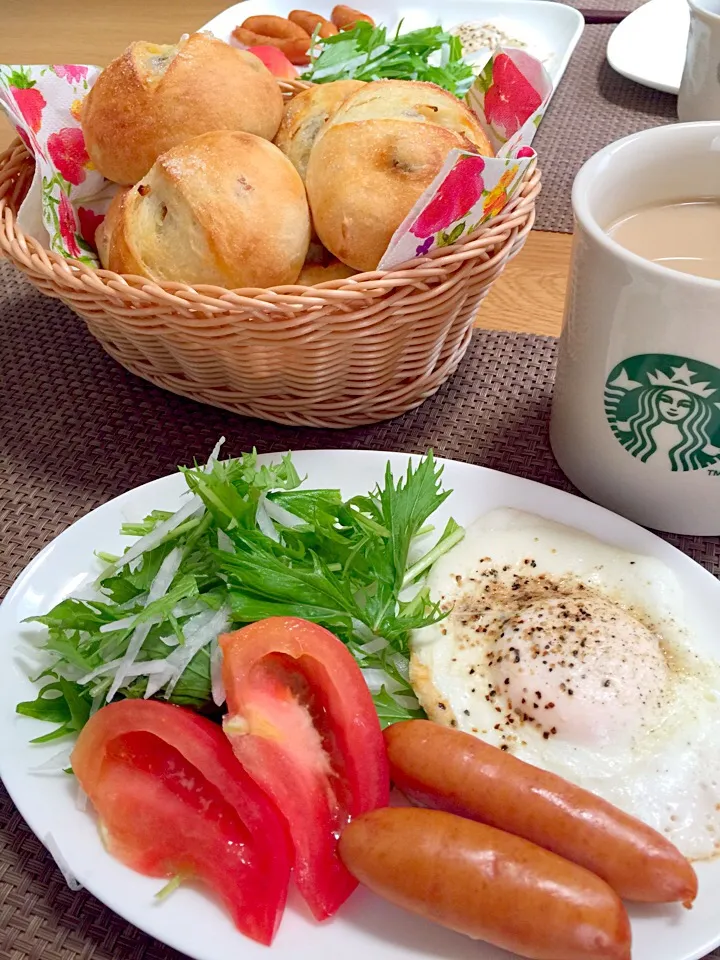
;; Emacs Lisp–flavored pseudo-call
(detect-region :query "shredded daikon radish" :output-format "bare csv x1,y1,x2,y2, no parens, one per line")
359,635,389,655
217,529,235,553
96,499,202,586
79,657,172,686
44,833,83,891
388,651,411,679
173,598,210,618
31,744,73,774
141,606,220,698
351,619,377,643
99,614,152,634
105,547,184,702
70,572,106,603
205,436,225,472
99,598,211,634
148,545,184,601
210,638,226,706
263,497,305,528
389,692,421,710
361,668,402,694
89,691,105,717
143,665,176,700
79,657,124,685
255,495,280,542
52,662,86,682
75,784,88,812
164,606,231,699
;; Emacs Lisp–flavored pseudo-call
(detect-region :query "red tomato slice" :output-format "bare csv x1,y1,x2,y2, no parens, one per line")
246,45,298,79
220,617,390,921
71,699,291,945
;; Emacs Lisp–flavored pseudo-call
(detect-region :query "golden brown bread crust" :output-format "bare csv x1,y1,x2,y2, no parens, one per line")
305,80,493,271
95,187,128,270
100,131,311,289
274,79,365,180
82,33,284,185
297,260,358,284
328,79,492,154
307,119,481,272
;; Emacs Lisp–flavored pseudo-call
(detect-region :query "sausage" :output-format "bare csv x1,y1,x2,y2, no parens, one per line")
241,15,310,41
331,5,375,29
288,10,339,37
339,807,632,960
232,27,311,65
384,720,698,905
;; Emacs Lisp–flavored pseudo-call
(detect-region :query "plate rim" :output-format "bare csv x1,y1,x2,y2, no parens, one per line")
606,0,688,95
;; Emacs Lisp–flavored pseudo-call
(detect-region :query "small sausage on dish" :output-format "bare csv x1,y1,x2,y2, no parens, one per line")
331,5,375,29
385,720,698,905
340,807,632,960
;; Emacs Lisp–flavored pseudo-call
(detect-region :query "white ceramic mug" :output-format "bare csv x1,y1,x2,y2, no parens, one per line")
550,122,720,535
678,0,720,121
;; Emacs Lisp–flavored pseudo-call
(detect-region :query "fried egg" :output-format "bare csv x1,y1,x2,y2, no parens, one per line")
410,508,720,861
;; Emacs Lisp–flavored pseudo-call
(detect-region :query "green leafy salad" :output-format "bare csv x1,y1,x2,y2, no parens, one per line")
301,22,475,98
17,446,464,741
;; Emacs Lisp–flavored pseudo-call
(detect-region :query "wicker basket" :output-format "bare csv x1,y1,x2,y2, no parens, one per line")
0,79,540,428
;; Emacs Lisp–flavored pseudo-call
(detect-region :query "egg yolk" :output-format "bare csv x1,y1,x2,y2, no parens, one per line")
488,595,670,747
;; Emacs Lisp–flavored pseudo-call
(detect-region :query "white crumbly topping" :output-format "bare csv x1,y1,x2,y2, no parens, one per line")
451,21,527,55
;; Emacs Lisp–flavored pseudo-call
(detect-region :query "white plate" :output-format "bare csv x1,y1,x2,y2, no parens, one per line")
1,450,719,960
607,0,689,95
203,0,584,91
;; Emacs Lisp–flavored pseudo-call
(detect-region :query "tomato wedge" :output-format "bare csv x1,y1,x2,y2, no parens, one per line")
71,699,291,945
220,617,390,921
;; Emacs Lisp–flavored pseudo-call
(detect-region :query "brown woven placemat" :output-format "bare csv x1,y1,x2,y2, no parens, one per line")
533,22,678,232
2,261,720,960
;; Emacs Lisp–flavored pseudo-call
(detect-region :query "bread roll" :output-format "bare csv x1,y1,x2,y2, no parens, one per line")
275,79,365,180
297,260,358,284
82,33,284,184
98,131,311,289
95,187,129,270
327,80,492,150
305,80,493,271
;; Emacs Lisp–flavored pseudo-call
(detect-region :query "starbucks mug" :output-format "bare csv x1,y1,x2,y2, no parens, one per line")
678,0,720,122
550,121,720,535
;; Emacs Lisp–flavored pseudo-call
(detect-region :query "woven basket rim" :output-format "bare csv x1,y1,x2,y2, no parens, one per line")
0,137,540,307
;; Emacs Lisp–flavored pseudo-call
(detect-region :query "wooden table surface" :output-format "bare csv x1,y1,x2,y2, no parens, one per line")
0,0,571,339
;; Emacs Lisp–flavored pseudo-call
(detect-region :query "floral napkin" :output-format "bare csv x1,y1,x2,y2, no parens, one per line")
0,43,551,274
0,65,115,266
378,49,551,270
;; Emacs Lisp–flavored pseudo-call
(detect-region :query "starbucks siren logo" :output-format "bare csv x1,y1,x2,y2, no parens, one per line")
604,354,720,472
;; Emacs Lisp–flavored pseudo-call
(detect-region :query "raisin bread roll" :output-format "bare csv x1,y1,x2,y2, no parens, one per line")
274,79,365,180
305,80,493,271
83,33,284,184
97,131,311,289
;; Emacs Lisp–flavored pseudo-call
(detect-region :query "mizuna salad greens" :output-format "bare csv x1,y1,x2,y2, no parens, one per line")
17,447,464,741
301,22,475,98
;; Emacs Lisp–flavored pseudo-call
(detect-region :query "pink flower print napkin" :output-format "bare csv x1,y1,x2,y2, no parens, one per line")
379,48,551,270
0,64,116,266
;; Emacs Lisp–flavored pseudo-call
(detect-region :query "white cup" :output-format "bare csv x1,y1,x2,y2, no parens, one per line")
550,122,720,535
678,0,720,121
